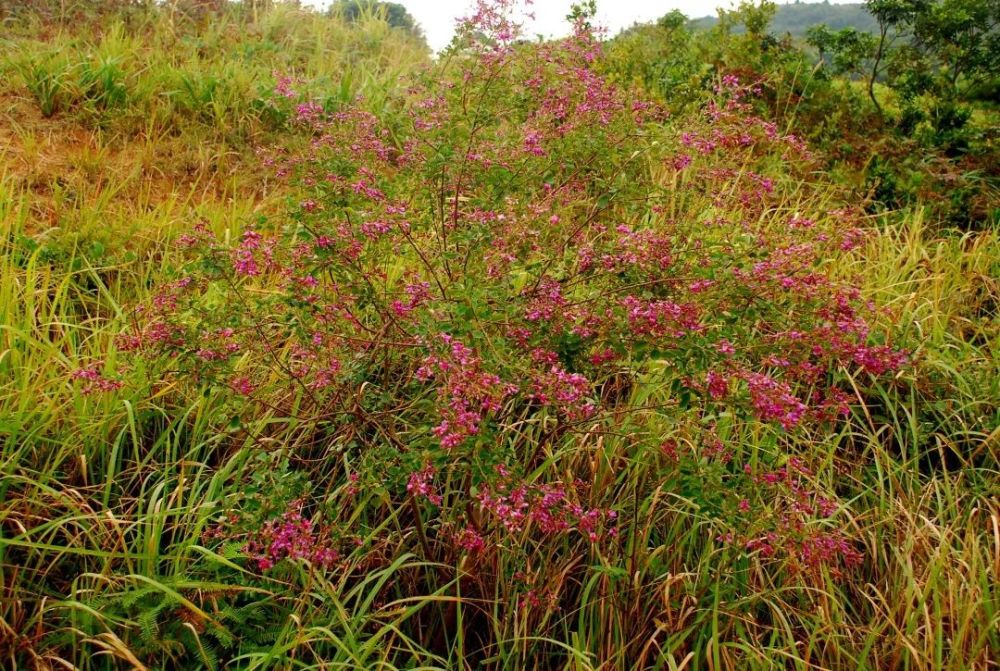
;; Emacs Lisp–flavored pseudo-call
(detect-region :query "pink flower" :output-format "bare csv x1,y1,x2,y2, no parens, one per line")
71,364,123,394
273,72,298,99
453,526,487,553
245,501,339,572
706,371,729,400
744,372,807,431
419,334,515,449
407,465,442,505
229,376,256,396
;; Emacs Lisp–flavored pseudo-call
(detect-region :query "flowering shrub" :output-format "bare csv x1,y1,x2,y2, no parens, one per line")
478,462,615,534
243,501,341,571
735,458,863,580
111,0,906,620
71,362,123,394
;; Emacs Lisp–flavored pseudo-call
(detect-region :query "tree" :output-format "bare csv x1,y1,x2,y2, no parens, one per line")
742,0,778,38
330,0,424,41
657,9,688,31
806,24,878,80
908,0,1000,96
861,0,999,146
865,0,928,114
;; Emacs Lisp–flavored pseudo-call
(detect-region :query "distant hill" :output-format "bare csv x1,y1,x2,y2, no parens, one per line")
689,2,879,37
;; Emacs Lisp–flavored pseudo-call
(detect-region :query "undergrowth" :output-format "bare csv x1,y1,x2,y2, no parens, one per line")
0,1,997,670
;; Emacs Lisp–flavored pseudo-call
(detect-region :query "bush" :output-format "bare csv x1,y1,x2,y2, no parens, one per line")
96,7,912,664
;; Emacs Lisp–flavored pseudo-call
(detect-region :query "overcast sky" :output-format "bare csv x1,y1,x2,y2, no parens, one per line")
312,1,857,52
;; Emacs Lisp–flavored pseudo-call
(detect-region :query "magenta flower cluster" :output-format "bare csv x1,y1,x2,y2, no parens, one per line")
244,501,339,572
71,364,123,395
478,467,616,544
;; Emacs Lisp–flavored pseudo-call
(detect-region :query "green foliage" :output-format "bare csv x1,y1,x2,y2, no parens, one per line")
3,1,428,136
601,17,706,113
0,1,997,669
329,0,427,44
14,53,75,118
604,0,999,228
567,0,598,26
806,24,878,77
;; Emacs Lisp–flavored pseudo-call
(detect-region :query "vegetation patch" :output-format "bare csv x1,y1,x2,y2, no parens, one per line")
0,1,997,669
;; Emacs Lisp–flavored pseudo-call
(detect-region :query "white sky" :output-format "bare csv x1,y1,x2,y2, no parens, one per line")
309,1,857,52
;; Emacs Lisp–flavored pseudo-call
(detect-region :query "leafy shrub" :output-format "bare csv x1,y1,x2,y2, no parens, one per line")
81,4,913,664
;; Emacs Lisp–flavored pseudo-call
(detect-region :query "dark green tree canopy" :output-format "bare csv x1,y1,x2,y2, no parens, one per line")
329,0,424,41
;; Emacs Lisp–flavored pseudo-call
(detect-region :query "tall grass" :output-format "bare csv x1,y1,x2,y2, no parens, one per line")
2,2,427,138
1,2,997,670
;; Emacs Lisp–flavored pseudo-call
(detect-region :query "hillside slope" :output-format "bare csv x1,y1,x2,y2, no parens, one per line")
690,1,879,36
